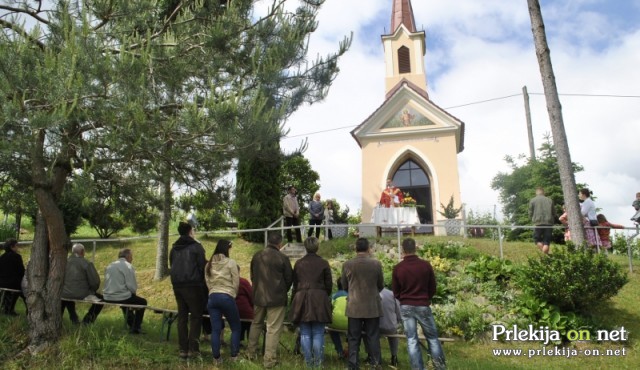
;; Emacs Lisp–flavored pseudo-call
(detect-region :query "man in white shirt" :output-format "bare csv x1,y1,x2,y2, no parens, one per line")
103,248,147,334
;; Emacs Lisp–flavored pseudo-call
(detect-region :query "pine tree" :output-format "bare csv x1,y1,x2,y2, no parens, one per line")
0,0,349,350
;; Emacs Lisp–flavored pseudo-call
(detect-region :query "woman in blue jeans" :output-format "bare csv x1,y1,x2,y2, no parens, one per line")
205,240,241,364
289,237,333,367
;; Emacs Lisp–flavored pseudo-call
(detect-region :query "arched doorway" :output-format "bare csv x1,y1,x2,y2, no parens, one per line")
391,159,433,232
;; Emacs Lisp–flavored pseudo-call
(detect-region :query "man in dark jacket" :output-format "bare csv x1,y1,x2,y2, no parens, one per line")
170,222,207,359
246,232,293,368
392,238,445,370
341,238,384,369
61,243,103,324
0,239,25,315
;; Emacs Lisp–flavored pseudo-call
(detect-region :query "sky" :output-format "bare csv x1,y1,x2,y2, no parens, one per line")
269,0,640,229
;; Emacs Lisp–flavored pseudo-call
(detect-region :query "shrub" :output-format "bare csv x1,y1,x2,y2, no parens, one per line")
610,233,640,257
419,240,479,261
0,223,17,241
511,293,594,343
465,255,514,286
516,247,628,313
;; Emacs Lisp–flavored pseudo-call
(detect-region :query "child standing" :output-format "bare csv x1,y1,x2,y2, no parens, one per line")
596,214,624,251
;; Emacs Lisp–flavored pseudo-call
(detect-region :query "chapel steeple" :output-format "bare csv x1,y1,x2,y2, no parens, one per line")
391,0,417,33
383,0,427,95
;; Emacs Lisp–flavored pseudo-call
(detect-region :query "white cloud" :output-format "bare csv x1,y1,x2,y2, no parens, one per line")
281,0,640,228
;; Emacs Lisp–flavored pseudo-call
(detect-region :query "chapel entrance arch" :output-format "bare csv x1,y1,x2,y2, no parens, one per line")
391,158,433,232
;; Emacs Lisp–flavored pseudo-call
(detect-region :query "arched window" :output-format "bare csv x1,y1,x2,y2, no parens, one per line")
398,46,411,74
392,159,433,230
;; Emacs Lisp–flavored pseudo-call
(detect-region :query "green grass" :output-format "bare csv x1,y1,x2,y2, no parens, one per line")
2,235,640,369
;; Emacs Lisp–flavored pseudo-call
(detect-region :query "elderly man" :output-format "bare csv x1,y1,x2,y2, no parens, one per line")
61,243,103,324
103,248,147,334
246,232,293,368
341,238,384,369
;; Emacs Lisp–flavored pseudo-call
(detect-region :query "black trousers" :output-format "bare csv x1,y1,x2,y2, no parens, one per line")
1,290,23,315
240,320,251,341
61,293,104,324
347,317,381,369
173,286,207,353
308,219,322,238
105,294,147,331
285,216,302,243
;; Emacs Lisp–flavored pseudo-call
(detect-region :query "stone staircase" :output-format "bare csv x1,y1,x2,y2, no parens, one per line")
281,242,307,259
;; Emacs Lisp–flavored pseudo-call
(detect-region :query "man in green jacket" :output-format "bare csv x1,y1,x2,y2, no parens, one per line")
246,232,293,368
529,187,555,254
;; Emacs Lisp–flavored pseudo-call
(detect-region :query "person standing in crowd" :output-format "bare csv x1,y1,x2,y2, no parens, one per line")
283,185,302,244
324,199,335,240
61,243,103,325
247,233,293,368
579,188,601,247
0,239,25,315
235,266,253,346
364,287,402,367
328,278,348,360
528,187,555,254
392,238,446,370
308,193,325,239
103,248,147,334
170,222,207,359
341,238,384,369
205,240,241,365
289,237,333,368
596,214,625,252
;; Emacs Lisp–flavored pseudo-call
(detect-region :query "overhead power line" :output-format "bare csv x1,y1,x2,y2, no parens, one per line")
282,91,640,141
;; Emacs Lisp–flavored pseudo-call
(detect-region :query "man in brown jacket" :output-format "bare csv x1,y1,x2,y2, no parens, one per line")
341,238,384,369
247,232,293,368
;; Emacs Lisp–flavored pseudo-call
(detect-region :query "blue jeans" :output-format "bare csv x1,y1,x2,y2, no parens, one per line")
400,305,446,370
208,293,241,359
299,321,325,367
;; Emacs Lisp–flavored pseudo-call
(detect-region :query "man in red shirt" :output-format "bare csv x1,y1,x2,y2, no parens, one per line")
392,238,446,370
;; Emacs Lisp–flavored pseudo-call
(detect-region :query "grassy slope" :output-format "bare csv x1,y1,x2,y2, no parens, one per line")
1,234,638,369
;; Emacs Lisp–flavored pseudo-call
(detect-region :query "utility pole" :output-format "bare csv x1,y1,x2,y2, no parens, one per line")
522,85,536,160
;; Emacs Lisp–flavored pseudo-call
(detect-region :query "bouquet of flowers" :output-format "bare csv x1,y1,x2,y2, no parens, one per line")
402,193,417,207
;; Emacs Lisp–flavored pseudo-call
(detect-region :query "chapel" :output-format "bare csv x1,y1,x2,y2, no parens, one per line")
351,0,465,235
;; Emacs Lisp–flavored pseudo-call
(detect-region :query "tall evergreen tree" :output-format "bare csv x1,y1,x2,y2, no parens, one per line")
0,0,349,350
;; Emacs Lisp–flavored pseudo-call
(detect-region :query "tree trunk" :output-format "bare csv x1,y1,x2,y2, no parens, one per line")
154,168,172,280
25,210,68,354
15,208,22,241
527,0,586,246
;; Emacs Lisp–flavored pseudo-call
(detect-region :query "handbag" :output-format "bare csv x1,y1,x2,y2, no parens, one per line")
589,219,599,227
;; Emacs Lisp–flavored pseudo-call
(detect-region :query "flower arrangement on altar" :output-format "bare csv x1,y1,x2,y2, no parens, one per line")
402,193,417,207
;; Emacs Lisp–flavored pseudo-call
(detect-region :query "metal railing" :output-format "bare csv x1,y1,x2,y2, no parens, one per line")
16,221,640,272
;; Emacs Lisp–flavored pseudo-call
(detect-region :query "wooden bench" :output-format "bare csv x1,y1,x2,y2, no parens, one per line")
324,327,454,346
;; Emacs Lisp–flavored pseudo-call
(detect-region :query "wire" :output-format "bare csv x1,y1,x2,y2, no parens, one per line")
531,92,640,98
282,91,640,140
